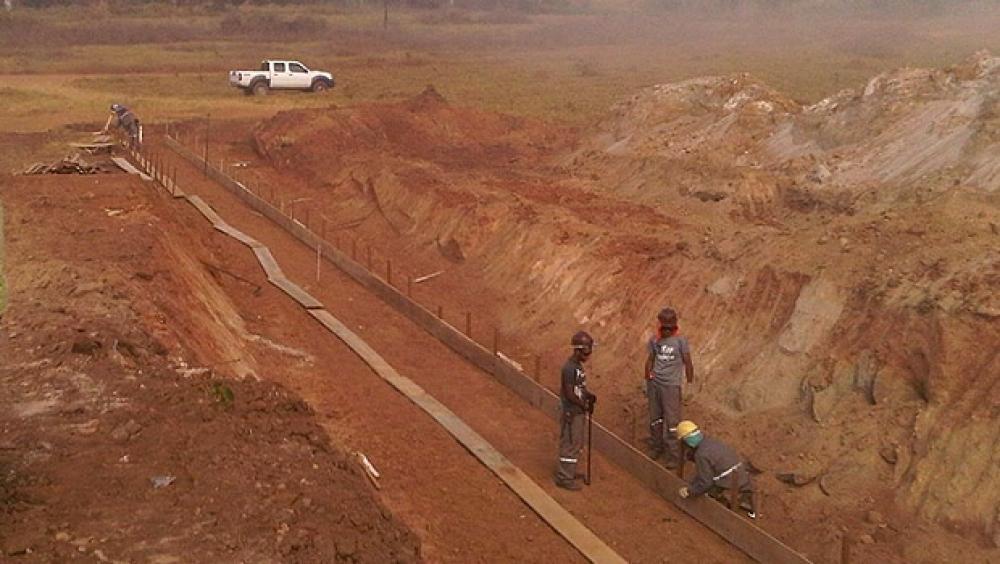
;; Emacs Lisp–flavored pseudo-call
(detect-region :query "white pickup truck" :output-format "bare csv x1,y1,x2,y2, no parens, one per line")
229,60,335,96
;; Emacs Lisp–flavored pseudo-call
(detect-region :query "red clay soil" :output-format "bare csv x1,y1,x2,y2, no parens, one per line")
144,134,750,562
165,65,999,563
0,174,419,562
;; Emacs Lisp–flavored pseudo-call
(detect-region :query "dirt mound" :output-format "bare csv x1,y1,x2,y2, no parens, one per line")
592,73,799,160
405,84,449,112
768,51,1000,196
253,87,567,179
0,175,420,562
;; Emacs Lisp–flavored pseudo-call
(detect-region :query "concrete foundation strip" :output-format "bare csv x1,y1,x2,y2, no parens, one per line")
130,143,626,564
164,136,813,564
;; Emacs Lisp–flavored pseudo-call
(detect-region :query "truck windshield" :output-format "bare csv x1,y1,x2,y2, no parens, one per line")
260,61,269,71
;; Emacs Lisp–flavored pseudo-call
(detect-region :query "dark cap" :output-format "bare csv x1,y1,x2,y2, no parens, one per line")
657,308,678,327
570,331,594,349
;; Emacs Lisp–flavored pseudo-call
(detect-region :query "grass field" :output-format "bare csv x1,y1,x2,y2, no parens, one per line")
1,4,1000,136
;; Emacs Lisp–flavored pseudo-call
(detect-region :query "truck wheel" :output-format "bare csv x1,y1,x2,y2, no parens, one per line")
311,81,330,93
252,82,269,96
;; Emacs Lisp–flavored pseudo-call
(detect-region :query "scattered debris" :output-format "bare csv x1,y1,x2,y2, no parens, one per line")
413,270,445,284
866,510,885,525
776,472,817,487
354,452,381,490
22,153,113,175
150,475,176,489
110,419,142,443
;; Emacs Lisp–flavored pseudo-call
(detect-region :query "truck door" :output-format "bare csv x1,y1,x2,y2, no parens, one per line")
269,61,295,88
287,62,312,89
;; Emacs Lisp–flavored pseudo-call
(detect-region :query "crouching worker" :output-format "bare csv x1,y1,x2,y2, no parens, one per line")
103,103,142,148
676,420,757,519
554,330,597,491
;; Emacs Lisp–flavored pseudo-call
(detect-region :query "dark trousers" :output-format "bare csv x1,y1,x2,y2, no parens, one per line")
556,410,585,483
647,382,682,464
707,471,756,512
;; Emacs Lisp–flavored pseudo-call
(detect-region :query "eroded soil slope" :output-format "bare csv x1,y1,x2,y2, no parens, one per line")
0,174,419,562
229,54,999,561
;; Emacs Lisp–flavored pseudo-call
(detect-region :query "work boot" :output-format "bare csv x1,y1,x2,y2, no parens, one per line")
662,458,680,470
646,446,664,460
555,478,582,491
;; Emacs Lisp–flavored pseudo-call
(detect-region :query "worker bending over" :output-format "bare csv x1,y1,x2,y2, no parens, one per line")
103,103,141,147
676,420,757,519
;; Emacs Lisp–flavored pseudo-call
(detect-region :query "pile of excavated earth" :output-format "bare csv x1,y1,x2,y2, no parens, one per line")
235,52,998,561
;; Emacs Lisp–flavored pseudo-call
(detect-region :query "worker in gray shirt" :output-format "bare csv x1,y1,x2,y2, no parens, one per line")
676,420,757,519
644,308,694,468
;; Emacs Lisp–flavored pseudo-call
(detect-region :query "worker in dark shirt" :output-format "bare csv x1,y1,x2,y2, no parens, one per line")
676,420,757,519
554,331,597,491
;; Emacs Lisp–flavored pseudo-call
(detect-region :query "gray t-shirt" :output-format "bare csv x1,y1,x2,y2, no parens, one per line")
648,334,689,386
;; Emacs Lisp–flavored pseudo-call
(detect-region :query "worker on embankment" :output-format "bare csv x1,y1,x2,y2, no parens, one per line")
102,103,141,147
555,331,597,491
676,420,757,519
644,308,694,468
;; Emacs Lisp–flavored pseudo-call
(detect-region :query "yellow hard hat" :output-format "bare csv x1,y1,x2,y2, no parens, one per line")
676,420,699,440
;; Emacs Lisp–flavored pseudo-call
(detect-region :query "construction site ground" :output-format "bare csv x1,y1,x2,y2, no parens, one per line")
1,140,752,562
4,5,1000,564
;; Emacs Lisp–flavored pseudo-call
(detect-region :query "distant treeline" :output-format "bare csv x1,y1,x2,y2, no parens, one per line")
5,0,982,12
10,0,574,11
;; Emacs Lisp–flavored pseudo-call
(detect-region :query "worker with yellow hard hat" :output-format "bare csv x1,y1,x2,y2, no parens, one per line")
676,420,757,519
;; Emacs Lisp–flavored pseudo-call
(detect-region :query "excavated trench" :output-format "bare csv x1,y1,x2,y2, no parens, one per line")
159,55,1000,561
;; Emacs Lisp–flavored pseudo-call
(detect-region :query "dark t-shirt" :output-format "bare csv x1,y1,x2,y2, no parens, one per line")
560,357,588,414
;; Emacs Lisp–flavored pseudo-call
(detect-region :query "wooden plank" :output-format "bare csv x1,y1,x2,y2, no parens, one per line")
268,275,323,310
252,247,284,280
213,223,264,249
307,310,626,564
185,195,225,227
110,157,151,181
